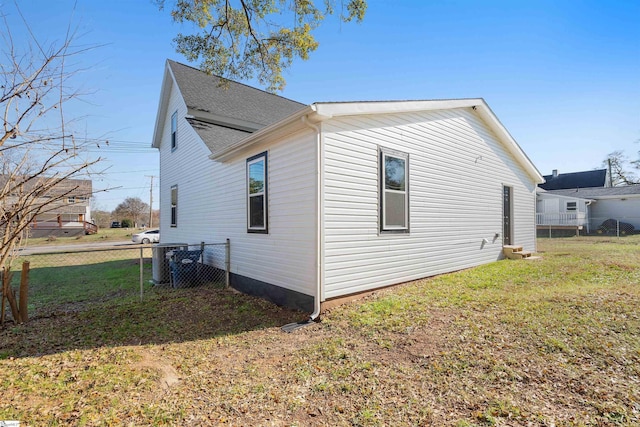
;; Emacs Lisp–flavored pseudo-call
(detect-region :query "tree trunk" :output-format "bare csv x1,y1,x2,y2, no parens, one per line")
3,269,21,323
1,268,5,325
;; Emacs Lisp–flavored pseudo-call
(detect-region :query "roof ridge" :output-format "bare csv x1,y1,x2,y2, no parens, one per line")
544,168,607,176
166,59,304,106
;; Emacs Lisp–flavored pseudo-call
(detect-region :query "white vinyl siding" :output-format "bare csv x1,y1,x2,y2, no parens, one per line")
157,79,317,296
321,108,537,299
590,197,640,229
217,131,317,296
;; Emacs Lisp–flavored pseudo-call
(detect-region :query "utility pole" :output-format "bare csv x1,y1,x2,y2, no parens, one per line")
607,158,613,187
145,175,155,228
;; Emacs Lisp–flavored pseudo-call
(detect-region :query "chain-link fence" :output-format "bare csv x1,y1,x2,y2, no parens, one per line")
152,242,229,289
0,241,229,324
537,215,640,238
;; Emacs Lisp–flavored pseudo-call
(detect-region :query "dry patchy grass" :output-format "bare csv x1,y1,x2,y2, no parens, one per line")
1,237,639,426
25,227,134,246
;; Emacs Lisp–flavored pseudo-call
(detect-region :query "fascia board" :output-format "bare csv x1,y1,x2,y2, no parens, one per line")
314,99,544,185
312,99,482,118
538,192,595,202
151,62,175,149
209,98,545,189
591,193,640,200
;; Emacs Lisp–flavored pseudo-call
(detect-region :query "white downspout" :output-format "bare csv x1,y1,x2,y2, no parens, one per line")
302,115,322,321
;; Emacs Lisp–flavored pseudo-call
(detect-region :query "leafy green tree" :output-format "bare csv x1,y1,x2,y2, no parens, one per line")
157,0,367,91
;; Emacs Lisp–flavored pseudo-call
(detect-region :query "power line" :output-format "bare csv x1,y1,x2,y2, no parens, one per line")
94,185,158,191
95,169,158,175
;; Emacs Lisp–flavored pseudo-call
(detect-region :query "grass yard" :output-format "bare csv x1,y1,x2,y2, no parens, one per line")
1,237,639,426
4,248,153,318
25,227,135,246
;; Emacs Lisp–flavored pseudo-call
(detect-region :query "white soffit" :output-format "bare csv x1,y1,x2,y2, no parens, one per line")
312,99,482,118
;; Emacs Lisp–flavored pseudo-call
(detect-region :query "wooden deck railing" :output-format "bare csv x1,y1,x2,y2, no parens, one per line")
536,212,587,226
84,221,98,234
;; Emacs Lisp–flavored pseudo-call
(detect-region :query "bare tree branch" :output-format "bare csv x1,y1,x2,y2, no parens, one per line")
603,150,640,186
0,6,107,276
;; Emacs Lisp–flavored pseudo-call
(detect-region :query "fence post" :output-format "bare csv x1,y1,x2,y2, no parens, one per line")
225,238,230,287
19,261,29,323
139,247,144,301
617,219,620,238
1,267,5,325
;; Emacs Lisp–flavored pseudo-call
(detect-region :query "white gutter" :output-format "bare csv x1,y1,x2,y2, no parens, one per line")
301,115,323,321
585,200,594,234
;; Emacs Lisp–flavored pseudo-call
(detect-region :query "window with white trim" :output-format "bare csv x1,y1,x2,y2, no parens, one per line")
170,185,178,227
566,201,577,211
171,111,177,150
247,152,268,233
380,148,409,232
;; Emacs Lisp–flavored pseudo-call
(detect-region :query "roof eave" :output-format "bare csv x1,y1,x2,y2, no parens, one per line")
209,99,544,186
537,192,596,202
591,193,640,200
314,98,544,184
209,105,315,161
313,98,483,117
151,61,176,149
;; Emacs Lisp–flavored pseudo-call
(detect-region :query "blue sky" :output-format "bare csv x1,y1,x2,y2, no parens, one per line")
4,0,639,211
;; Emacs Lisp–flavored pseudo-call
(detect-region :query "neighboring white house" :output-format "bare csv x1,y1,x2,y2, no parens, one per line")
545,186,640,232
536,189,594,233
152,60,544,314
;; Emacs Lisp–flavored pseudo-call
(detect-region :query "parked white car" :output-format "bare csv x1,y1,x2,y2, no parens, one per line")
132,229,160,244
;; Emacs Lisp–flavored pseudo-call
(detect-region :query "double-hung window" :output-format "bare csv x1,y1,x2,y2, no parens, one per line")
566,201,577,211
171,111,177,151
380,148,409,232
247,152,268,233
170,185,178,227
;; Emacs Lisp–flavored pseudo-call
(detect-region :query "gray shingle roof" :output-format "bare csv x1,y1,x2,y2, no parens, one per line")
548,185,640,198
168,59,305,127
185,118,251,154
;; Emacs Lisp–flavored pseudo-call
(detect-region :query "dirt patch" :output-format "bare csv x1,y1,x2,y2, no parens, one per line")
135,349,180,389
